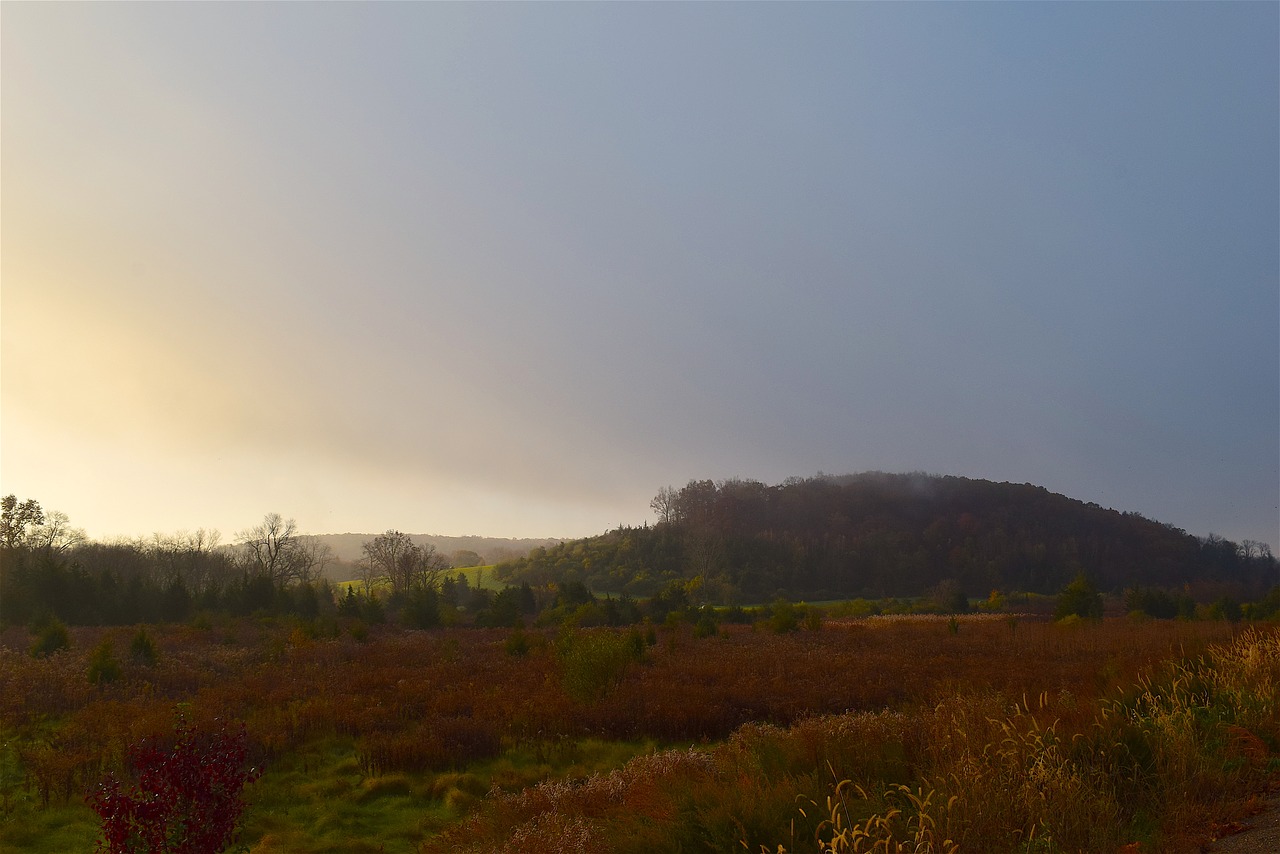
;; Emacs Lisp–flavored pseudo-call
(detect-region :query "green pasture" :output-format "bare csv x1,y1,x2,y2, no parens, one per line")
336,565,505,597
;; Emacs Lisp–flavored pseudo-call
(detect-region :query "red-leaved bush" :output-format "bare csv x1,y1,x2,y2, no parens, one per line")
87,716,260,854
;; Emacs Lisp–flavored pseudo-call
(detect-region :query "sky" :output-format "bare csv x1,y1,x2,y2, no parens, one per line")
2,3,1277,549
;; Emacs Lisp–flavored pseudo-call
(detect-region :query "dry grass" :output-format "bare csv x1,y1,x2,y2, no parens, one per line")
424,624,1278,854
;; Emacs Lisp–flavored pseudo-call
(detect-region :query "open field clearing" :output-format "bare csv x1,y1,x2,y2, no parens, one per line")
335,565,507,598
1,616,1275,852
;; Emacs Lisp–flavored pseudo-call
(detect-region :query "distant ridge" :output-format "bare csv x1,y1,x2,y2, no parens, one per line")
314,532,563,565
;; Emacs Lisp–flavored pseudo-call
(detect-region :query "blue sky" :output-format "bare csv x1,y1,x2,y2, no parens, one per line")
3,3,1276,548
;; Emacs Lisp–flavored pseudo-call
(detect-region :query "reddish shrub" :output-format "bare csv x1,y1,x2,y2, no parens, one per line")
87,716,260,854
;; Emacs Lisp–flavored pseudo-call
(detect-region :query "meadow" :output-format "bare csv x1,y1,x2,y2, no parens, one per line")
0,614,1275,853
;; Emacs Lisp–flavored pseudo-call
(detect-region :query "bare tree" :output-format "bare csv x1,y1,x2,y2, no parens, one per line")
239,513,299,583
27,510,86,558
362,531,448,596
237,513,323,586
356,554,381,598
362,530,413,595
295,536,336,584
409,542,450,594
650,486,679,526
147,529,235,594
1242,539,1274,561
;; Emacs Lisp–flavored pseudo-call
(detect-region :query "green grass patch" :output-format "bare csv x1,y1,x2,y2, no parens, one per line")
335,566,505,597
452,565,504,591
0,799,99,853
0,734,98,852
240,735,662,853
0,726,99,854
242,738,442,854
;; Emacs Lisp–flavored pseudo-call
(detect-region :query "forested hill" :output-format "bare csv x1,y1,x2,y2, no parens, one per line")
495,473,1277,603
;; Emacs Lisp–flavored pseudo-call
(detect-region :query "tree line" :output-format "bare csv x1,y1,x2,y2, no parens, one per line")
1,499,334,626
0,496,659,632
0,497,478,628
5,476,1277,631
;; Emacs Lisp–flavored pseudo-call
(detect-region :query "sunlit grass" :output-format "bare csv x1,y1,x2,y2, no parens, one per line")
452,565,504,590
335,564,504,596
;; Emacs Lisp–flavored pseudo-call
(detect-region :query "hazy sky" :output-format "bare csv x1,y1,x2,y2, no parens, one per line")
3,3,1277,548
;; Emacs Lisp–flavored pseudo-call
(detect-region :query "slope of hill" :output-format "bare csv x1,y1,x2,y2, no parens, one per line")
496,473,1276,602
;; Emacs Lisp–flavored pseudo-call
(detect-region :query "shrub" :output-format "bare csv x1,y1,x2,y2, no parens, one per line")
88,716,260,854
88,639,122,686
505,628,531,658
401,587,440,629
1208,596,1242,623
1124,587,1184,620
803,607,825,632
932,579,971,615
626,627,648,657
129,628,159,667
693,612,719,638
361,594,386,625
1054,574,1103,621
30,618,70,657
768,599,799,634
557,629,640,703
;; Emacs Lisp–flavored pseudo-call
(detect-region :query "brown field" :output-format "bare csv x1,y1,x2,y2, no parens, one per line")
1,615,1276,852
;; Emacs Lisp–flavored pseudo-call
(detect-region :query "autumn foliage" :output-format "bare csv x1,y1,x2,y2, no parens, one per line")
87,717,259,854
